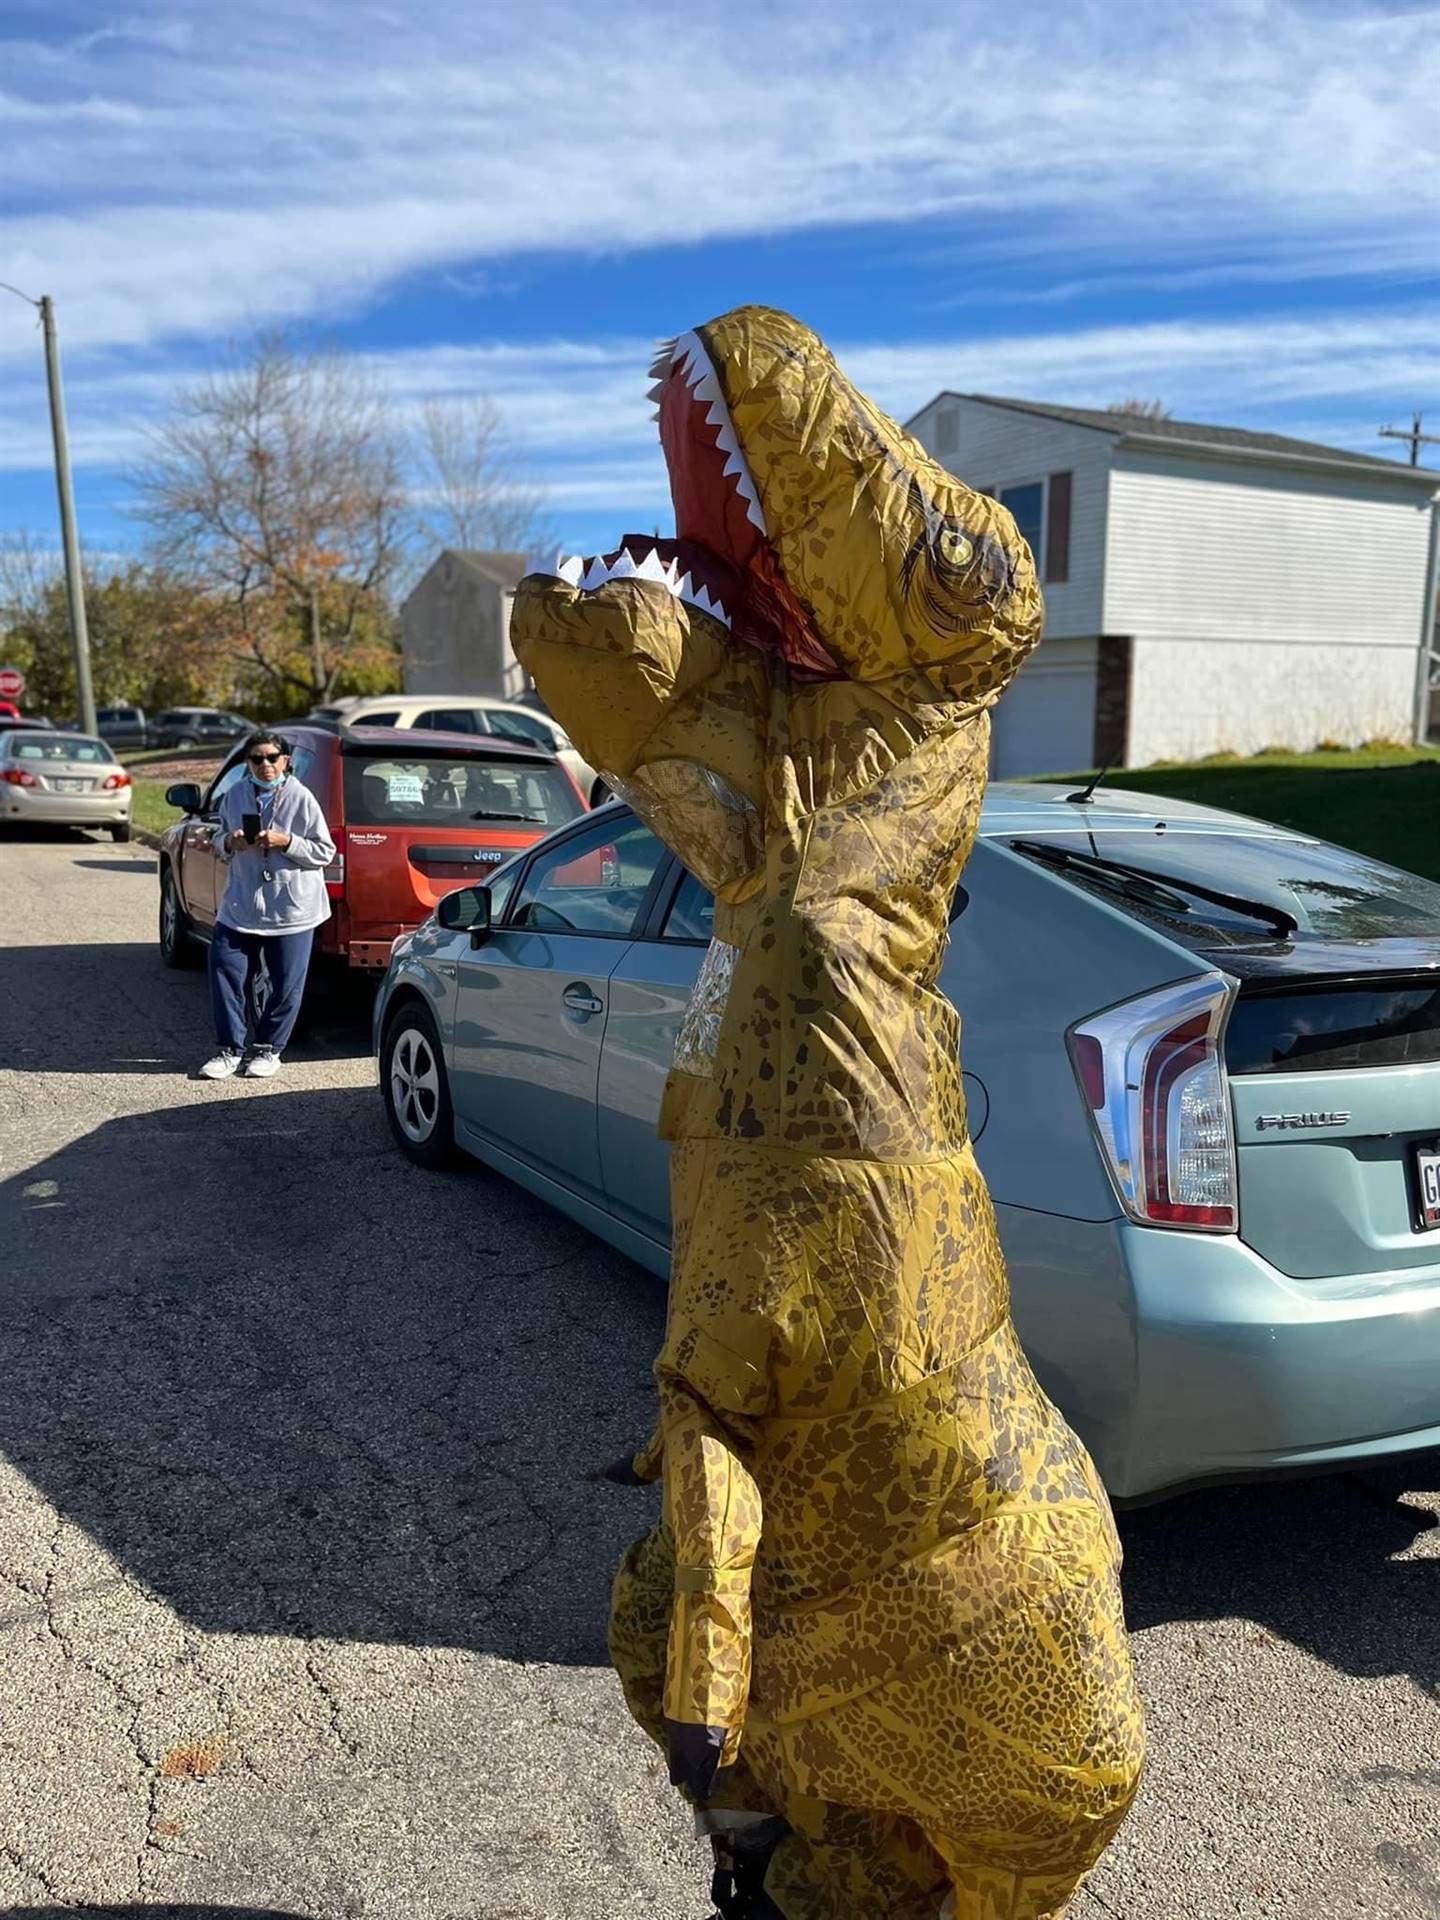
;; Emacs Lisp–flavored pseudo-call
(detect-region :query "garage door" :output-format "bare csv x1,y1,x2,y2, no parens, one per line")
989,642,1097,779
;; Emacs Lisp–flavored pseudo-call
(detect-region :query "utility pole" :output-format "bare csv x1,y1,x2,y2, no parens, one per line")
0,285,95,734
1379,411,1440,468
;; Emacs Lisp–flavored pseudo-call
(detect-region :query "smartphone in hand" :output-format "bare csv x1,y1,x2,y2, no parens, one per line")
242,811,261,844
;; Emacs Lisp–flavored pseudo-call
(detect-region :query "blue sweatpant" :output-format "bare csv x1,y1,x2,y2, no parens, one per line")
209,922,315,1054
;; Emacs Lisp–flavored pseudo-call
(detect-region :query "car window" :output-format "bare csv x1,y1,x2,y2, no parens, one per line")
485,709,554,749
508,816,666,937
414,708,481,734
352,710,400,728
206,757,250,811
661,869,715,943
12,733,114,763
289,744,320,788
342,751,582,828
1010,829,1440,945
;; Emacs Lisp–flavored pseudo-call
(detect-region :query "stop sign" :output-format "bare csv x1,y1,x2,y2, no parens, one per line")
0,665,25,702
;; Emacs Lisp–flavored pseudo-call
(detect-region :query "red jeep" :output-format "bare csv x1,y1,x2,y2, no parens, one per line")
157,724,588,973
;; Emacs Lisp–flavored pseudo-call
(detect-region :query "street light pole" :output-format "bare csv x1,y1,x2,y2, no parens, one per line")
38,298,96,736
0,284,95,734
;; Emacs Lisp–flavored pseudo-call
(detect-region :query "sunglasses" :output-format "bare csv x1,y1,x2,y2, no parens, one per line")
248,751,285,765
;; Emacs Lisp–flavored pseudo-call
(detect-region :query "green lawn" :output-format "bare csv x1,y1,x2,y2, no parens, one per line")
1037,744,1440,882
131,778,188,839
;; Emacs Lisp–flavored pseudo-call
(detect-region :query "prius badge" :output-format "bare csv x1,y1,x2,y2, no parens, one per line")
1255,1111,1351,1132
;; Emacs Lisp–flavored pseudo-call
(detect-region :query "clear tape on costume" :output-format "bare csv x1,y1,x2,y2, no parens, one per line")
673,938,739,1079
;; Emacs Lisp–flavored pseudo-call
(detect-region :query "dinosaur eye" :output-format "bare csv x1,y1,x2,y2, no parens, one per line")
936,527,974,568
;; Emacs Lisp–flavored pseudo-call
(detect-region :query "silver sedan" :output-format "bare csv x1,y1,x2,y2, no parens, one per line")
0,729,133,841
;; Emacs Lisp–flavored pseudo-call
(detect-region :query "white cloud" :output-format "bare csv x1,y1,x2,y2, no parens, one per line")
1,0,1438,364
2,308,1433,517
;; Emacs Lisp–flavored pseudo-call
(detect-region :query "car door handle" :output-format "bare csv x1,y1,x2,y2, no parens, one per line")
562,985,604,1016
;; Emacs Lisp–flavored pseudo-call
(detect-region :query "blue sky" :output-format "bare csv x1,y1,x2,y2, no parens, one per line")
2,0,1438,564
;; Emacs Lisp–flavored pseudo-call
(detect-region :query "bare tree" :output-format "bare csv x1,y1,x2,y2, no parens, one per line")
412,395,547,555
1107,398,1172,420
135,335,409,707
0,530,64,628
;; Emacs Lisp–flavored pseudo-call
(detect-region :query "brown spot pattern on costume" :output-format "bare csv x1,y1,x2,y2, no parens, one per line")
515,304,1144,1920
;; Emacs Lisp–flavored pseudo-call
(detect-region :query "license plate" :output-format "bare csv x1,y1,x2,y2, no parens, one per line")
1415,1144,1440,1231
53,778,85,792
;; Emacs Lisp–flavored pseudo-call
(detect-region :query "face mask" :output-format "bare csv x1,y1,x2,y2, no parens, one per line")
250,766,288,790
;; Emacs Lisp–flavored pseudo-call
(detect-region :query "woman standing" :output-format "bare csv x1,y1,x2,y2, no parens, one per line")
199,729,336,1081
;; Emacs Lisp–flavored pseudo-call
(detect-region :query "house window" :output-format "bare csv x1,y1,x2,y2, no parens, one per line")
1000,482,1044,562
934,407,959,455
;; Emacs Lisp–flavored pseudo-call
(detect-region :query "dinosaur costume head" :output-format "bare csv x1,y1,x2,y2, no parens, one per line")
510,309,1143,1920
515,304,1043,901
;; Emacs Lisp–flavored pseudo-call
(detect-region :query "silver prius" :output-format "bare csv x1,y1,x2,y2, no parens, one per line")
374,785,1440,1501
0,729,133,841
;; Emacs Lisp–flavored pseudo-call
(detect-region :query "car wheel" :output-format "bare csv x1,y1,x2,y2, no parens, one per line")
176,734,198,747
382,1002,460,1168
159,866,201,969
111,822,132,844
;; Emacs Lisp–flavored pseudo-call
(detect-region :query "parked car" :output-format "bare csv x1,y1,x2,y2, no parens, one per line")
156,723,587,976
306,694,603,806
92,704,150,750
151,707,251,749
0,728,133,841
373,784,1440,1502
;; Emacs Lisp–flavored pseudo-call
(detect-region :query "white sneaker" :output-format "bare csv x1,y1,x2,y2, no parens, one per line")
199,1049,243,1080
242,1046,282,1079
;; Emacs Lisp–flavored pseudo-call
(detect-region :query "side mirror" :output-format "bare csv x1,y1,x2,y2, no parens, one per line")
166,782,203,814
436,884,492,947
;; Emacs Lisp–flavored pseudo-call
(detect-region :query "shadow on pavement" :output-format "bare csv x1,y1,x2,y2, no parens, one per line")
0,938,374,1071
0,1084,665,1665
73,858,159,874
1120,1459,1439,1698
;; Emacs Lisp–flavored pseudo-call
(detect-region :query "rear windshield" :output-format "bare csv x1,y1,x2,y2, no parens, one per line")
1011,830,1440,945
342,751,582,829
9,733,114,763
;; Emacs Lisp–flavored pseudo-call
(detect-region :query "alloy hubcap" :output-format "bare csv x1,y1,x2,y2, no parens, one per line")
390,1027,440,1143
161,883,177,949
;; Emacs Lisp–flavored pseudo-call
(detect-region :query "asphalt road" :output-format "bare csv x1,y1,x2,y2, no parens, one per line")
0,832,1436,1920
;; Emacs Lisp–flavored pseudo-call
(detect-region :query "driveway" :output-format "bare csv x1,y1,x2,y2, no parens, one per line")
0,833,1436,1920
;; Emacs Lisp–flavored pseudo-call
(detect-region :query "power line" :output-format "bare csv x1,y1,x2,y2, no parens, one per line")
1379,411,1440,468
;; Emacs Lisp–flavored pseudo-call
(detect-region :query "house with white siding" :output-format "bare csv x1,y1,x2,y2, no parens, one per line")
906,394,1440,777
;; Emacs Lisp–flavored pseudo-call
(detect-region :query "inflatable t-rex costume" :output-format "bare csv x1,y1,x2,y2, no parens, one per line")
512,306,1145,1920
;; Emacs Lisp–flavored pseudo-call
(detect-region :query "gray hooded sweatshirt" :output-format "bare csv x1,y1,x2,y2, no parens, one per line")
215,776,336,935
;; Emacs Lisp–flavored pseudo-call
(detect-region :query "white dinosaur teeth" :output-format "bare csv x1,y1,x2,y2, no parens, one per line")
544,543,732,629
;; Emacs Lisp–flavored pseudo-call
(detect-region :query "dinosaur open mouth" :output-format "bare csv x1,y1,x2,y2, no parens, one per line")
530,325,842,679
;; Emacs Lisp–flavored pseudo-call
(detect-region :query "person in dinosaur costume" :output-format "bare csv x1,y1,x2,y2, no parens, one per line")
511,306,1145,1920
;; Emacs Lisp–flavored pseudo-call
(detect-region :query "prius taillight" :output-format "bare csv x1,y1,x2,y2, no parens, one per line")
1068,975,1238,1233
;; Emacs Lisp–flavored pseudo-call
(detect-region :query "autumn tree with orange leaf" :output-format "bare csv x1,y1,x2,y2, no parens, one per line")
135,335,412,710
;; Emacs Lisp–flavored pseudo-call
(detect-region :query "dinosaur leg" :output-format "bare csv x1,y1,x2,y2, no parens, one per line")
756,1786,951,1920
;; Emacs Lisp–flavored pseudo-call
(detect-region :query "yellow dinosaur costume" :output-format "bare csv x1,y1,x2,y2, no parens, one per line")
512,306,1145,1920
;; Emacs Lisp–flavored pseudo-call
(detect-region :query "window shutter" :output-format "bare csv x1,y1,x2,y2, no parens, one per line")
1045,470,1072,583
934,407,959,454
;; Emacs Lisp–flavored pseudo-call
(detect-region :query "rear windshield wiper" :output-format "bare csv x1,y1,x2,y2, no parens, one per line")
1010,839,1299,938
469,809,544,822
